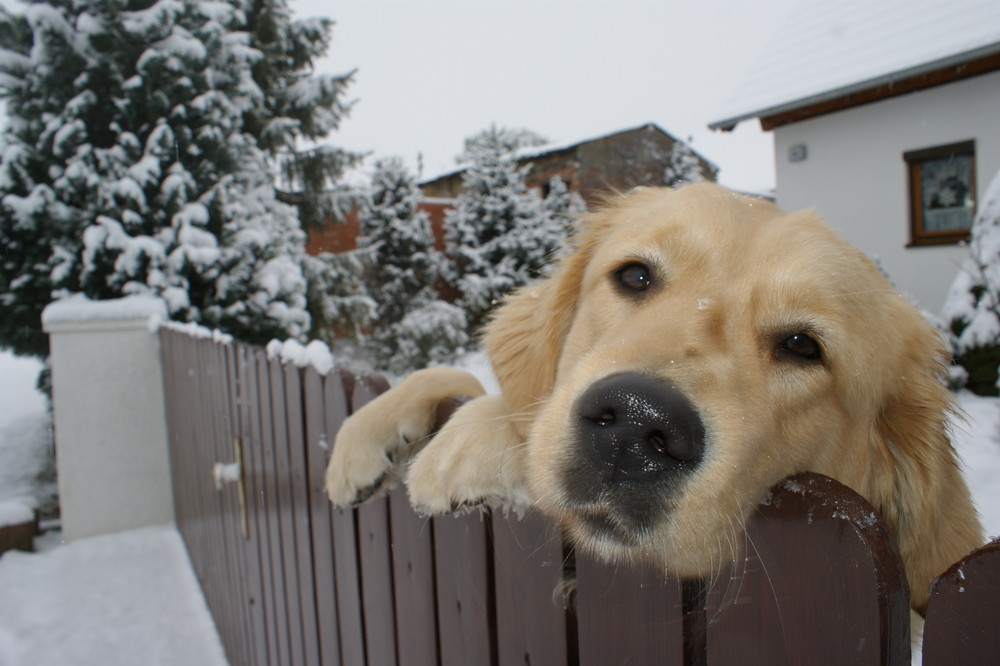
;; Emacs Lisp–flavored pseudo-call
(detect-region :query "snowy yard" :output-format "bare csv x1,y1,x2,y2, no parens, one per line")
0,526,229,666
0,0,996,662
0,348,998,665
0,354,53,528
0,352,229,666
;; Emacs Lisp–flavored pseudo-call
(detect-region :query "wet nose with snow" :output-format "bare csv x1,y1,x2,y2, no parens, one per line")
575,372,705,483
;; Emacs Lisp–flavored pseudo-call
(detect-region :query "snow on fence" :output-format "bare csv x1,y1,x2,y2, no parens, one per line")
158,327,1000,666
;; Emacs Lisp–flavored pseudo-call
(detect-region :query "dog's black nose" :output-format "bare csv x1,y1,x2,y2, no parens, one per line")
575,373,704,483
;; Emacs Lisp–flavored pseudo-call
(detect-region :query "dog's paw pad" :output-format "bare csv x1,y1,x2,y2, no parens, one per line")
450,497,487,514
327,460,396,507
408,492,489,517
350,473,390,506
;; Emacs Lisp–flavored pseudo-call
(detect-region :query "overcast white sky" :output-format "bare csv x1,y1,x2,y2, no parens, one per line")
295,0,801,194
0,0,801,193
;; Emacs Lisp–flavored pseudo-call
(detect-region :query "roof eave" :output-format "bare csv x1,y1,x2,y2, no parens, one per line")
708,41,1000,132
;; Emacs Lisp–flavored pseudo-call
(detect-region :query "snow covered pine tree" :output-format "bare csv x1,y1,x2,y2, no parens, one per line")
357,157,467,374
541,173,586,242
443,126,572,329
662,140,706,188
0,0,360,357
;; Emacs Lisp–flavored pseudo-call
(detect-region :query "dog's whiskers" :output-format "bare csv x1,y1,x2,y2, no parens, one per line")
744,527,789,648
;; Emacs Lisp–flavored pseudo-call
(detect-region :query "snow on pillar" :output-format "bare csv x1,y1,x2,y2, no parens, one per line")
42,295,174,541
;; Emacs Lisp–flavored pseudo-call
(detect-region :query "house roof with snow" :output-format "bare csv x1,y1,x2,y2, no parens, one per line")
709,0,1000,131
420,123,718,186
509,123,718,171
419,123,719,204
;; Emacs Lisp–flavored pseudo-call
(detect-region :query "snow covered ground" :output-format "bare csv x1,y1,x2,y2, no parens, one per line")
0,352,229,666
951,390,1000,536
0,353,52,527
0,348,998,665
0,526,229,666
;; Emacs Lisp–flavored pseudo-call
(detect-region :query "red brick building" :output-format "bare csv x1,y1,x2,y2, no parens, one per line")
305,198,453,255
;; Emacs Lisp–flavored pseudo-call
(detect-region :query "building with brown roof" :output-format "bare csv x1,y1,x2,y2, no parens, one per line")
419,123,717,206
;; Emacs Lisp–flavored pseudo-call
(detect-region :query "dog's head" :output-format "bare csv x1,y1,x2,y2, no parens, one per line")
485,183,980,610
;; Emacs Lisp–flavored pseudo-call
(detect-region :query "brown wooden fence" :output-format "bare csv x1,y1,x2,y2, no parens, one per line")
159,328,1000,666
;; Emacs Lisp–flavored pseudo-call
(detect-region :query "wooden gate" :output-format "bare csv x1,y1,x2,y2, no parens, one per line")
159,328,1000,665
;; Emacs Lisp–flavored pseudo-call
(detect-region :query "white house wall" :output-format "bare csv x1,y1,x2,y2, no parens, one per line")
772,70,1000,313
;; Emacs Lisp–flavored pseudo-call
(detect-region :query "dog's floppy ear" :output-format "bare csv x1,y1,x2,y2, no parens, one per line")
482,246,586,425
482,208,612,427
867,313,983,613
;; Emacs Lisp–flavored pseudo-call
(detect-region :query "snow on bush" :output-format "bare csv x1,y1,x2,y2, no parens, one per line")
388,300,470,375
357,158,468,373
443,125,577,329
302,244,376,344
266,337,336,375
0,496,36,529
662,141,706,187
542,173,587,240
941,169,1000,395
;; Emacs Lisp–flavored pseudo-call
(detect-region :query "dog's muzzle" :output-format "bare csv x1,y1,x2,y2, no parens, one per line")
559,372,705,541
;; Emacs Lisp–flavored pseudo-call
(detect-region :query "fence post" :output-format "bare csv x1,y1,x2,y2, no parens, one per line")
42,295,174,541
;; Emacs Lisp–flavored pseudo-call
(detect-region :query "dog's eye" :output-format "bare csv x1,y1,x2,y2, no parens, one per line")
615,262,653,293
778,333,822,362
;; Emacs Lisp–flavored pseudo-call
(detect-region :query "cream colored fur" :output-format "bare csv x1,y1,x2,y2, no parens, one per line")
325,183,983,614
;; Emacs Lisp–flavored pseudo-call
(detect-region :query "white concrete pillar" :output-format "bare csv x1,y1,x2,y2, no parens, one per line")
42,295,174,541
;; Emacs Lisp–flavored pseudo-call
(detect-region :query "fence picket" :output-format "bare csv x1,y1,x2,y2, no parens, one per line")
234,343,271,666
282,364,323,666
303,366,343,666
193,334,233,658
493,509,570,666
216,342,254,666
433,511,496,666
357,497,398,666
922,537,1000,665
574,553,684,665
705,473,911,666
351,375,398,666
388,488,440,666
269,358,310,666
256,355,294,666
326,370,367,666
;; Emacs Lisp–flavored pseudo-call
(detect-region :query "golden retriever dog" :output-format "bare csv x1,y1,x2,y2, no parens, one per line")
325,183,983,614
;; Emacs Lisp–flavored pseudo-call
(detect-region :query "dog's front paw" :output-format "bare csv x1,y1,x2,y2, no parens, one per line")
325,367,487,507
325,387,427,506
405,395,531,515
325,412,404,506
406,446,488,515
